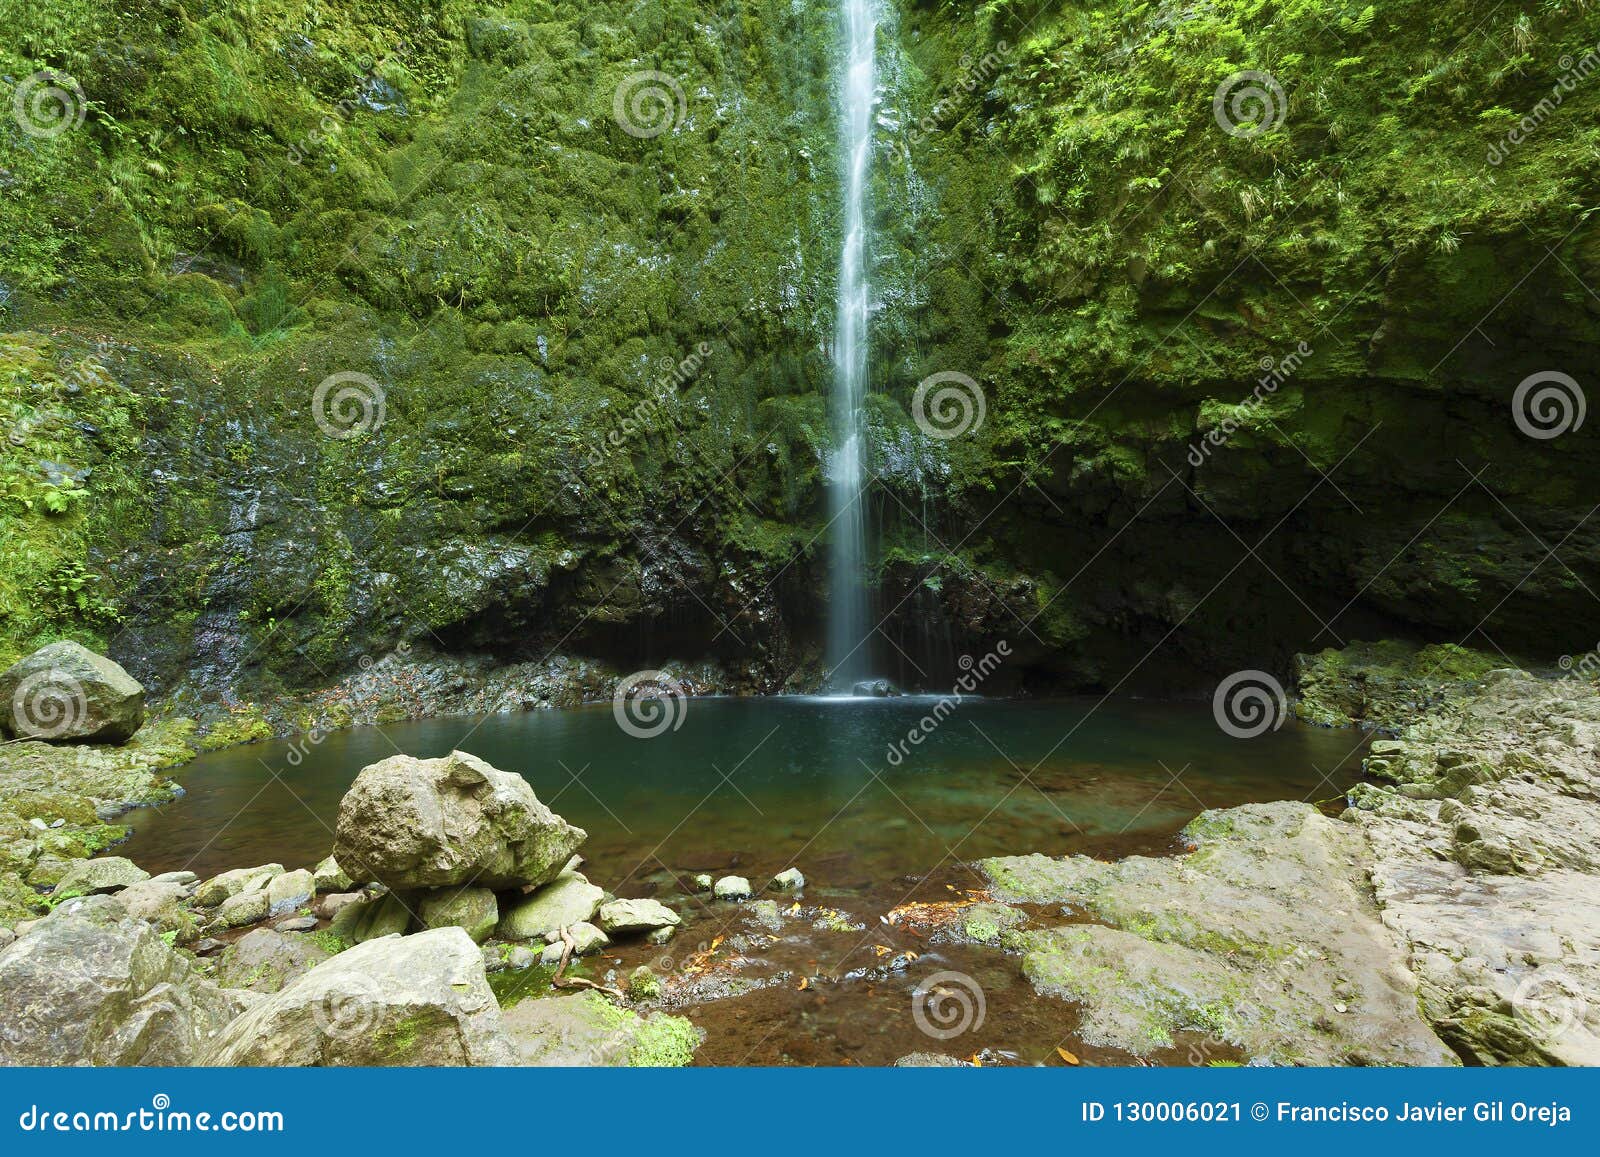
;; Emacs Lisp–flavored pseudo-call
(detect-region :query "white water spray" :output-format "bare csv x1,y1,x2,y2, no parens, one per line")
827,0,877,689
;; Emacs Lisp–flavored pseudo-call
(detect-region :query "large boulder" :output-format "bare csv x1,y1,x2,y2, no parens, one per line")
0,895,248,1065
0,641,146,744
983,802,1457,1066
332,750,585,891
498,872,604,941
204,928,516,1066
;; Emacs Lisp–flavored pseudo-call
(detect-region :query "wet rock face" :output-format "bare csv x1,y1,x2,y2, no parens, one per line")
205,927,515,1066
0,895,247,1065
1346,669,1600,1066
333,749,585,891
0,642,146,744
984,802,1458,1067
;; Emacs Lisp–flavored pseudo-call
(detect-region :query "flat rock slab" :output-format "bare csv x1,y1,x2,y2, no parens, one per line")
55,855,148,895
1345,671,1600,1065
984,801,1455,1066
596,898,680,935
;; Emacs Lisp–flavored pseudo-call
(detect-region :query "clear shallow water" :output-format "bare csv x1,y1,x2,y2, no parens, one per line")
120,696,1370,1065
121,696,1368,887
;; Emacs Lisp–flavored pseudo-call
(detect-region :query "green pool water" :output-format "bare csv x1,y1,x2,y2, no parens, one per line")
121,695,1368,888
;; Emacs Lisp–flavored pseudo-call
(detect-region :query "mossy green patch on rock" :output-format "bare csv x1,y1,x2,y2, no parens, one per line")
1292,641,1502,729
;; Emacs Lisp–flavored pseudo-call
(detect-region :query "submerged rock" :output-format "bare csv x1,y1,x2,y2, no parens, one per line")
0,642,146,744
0,895,247,1065
205,928,515,1066
332,750,585,891
499,991,699,1066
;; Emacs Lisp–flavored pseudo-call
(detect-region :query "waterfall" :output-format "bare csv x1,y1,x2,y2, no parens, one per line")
826,0,877,691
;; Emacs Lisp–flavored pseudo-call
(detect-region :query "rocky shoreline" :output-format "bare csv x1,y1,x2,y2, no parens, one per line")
977,664,1600,1067
1,640,1596,1066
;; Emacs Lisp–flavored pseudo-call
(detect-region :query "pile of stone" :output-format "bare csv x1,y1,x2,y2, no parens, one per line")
0,748,699,1067
326,750,680,963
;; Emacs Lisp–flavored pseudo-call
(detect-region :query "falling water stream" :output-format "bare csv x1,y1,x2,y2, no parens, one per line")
826,0,877,689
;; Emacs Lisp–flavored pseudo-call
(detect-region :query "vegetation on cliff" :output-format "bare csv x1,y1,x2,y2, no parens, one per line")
3,0,1596,696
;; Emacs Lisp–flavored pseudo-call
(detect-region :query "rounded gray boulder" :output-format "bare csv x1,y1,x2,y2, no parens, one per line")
0,641,145,744
332,750,585,891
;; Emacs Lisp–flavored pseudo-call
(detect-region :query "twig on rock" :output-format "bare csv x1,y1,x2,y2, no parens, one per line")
550,924,624,999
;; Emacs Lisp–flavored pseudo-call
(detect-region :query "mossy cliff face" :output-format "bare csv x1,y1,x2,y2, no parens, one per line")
1,0,847,694
2,0,1597,699
875,0,1600,687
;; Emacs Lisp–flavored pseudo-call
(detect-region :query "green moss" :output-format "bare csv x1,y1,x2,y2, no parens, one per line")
585,992,699,1067
1293,640,1503,729
197,706,275,751
305,930,349,956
